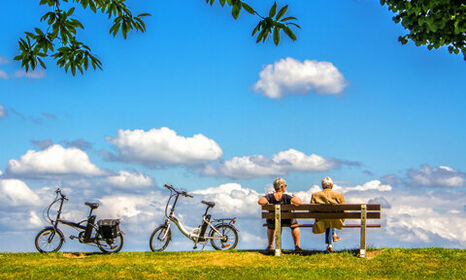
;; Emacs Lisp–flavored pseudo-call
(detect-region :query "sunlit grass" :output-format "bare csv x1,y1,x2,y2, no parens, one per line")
0,248,464,279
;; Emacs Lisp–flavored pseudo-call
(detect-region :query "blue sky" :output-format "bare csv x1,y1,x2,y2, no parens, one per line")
0,0,465,252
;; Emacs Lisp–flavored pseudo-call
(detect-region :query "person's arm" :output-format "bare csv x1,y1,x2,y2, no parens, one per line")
258,196,269,206
340,193,346,204
291,196,302,206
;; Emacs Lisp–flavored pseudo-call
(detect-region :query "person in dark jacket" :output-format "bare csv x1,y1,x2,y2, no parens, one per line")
258,177,303,251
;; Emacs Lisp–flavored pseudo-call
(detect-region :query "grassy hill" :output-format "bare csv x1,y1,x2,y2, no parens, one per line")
0,248,465,279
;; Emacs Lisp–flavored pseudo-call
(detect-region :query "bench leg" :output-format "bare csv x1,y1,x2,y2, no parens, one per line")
359,204,367,258
274,204,281,256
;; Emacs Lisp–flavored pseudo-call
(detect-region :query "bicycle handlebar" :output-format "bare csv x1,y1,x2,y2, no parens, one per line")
55,188,68,200
164,184,193,198
183,192,193,198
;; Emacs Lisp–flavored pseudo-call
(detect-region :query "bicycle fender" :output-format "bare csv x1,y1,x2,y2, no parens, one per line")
214,223,240,232
43,226,66,242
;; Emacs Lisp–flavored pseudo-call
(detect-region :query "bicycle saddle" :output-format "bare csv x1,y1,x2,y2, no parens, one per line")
85,202,99,209
202,201,215,208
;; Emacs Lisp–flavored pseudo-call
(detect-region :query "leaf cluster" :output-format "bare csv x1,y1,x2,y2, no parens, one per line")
15,0,151,75
381,0,466,60
206,0,300,45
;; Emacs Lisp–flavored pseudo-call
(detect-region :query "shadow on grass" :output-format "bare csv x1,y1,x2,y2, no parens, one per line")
238,248,361,257
61,252,107,258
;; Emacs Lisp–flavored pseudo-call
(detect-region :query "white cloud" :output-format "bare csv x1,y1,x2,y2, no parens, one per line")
5,144,105,178
407,165,465,188
102,170,154,189
253,57,347,98
192,183,260,216
0,179,40,206
13,69,46,79
0,180,465,251
292,180,392,203
99,195,151,218
338,180,392,192
106,127,223,167
29,210,43,227
0,70,8,79
0,56,9,65
386,204,466,244
0,66,45,80
203,148,339,179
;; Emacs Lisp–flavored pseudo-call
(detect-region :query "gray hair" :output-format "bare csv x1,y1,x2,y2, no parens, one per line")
321,177,334,189
273,177,286,191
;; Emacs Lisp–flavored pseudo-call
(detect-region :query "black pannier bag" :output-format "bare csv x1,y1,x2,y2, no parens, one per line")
97,219,120,239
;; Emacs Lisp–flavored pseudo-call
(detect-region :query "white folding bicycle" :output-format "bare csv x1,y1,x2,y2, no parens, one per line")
149,184,239,251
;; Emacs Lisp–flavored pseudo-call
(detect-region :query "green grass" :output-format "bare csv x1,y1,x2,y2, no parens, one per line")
0,248,465,279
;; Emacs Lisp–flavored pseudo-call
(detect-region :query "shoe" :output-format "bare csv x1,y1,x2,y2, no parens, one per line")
326,246,333,252
294,246,303,252
264,246,273,252
333,235,341,242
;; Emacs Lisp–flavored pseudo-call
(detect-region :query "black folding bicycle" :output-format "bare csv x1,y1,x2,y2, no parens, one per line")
34,188,124,253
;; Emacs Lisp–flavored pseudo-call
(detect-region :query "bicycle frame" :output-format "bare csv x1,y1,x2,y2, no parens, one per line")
161,186,237,245
47,190,100,243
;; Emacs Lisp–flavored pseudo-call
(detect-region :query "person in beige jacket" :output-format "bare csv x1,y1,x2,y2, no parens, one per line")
311,177,345,252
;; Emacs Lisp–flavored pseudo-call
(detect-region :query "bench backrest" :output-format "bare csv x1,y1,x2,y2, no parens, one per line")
261,204,381,219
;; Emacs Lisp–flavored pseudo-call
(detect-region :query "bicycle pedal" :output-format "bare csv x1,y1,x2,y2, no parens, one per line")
69,235,77,240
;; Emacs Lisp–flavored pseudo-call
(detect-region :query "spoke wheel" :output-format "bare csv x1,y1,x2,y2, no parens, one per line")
35,228,64,253
96,232,124,253
149,226,171,252
210,224,238,250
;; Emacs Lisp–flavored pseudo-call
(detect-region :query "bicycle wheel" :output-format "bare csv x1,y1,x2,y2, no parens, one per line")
149,226,171,252
35,227,64,253
96,232,124,253
210,224,238,250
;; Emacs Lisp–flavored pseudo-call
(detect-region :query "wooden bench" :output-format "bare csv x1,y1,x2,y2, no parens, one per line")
261,204,382,257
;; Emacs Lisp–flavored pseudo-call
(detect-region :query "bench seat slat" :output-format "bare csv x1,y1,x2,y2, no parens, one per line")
262,223,381,228
261,204,381,211
261,212,381,219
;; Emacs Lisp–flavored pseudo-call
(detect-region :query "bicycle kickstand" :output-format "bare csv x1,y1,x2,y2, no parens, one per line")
201,240,208,250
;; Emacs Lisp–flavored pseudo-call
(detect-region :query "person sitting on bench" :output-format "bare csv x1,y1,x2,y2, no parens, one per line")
311,177,346,252
258,177,303,252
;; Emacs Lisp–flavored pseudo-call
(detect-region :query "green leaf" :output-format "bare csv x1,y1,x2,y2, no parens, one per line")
273,27,280,45
242,3,255,15
282,26,297,41
67,7,75,17
281,16,297,22
286,22,301,29
269,2,277,18
252,22,261,36
38,58,46,69
276,5,288,20
232,3,241,19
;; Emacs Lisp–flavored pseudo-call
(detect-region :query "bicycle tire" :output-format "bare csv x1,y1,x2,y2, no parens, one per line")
35,227,64,253
209,224,238,250
149,226,171,252
96,232,124,253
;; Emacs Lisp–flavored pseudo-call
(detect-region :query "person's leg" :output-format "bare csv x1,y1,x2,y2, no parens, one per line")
333,229,341,242
325,228,333,244
326,228,334,251
267,228,275,249
291,227,301,249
